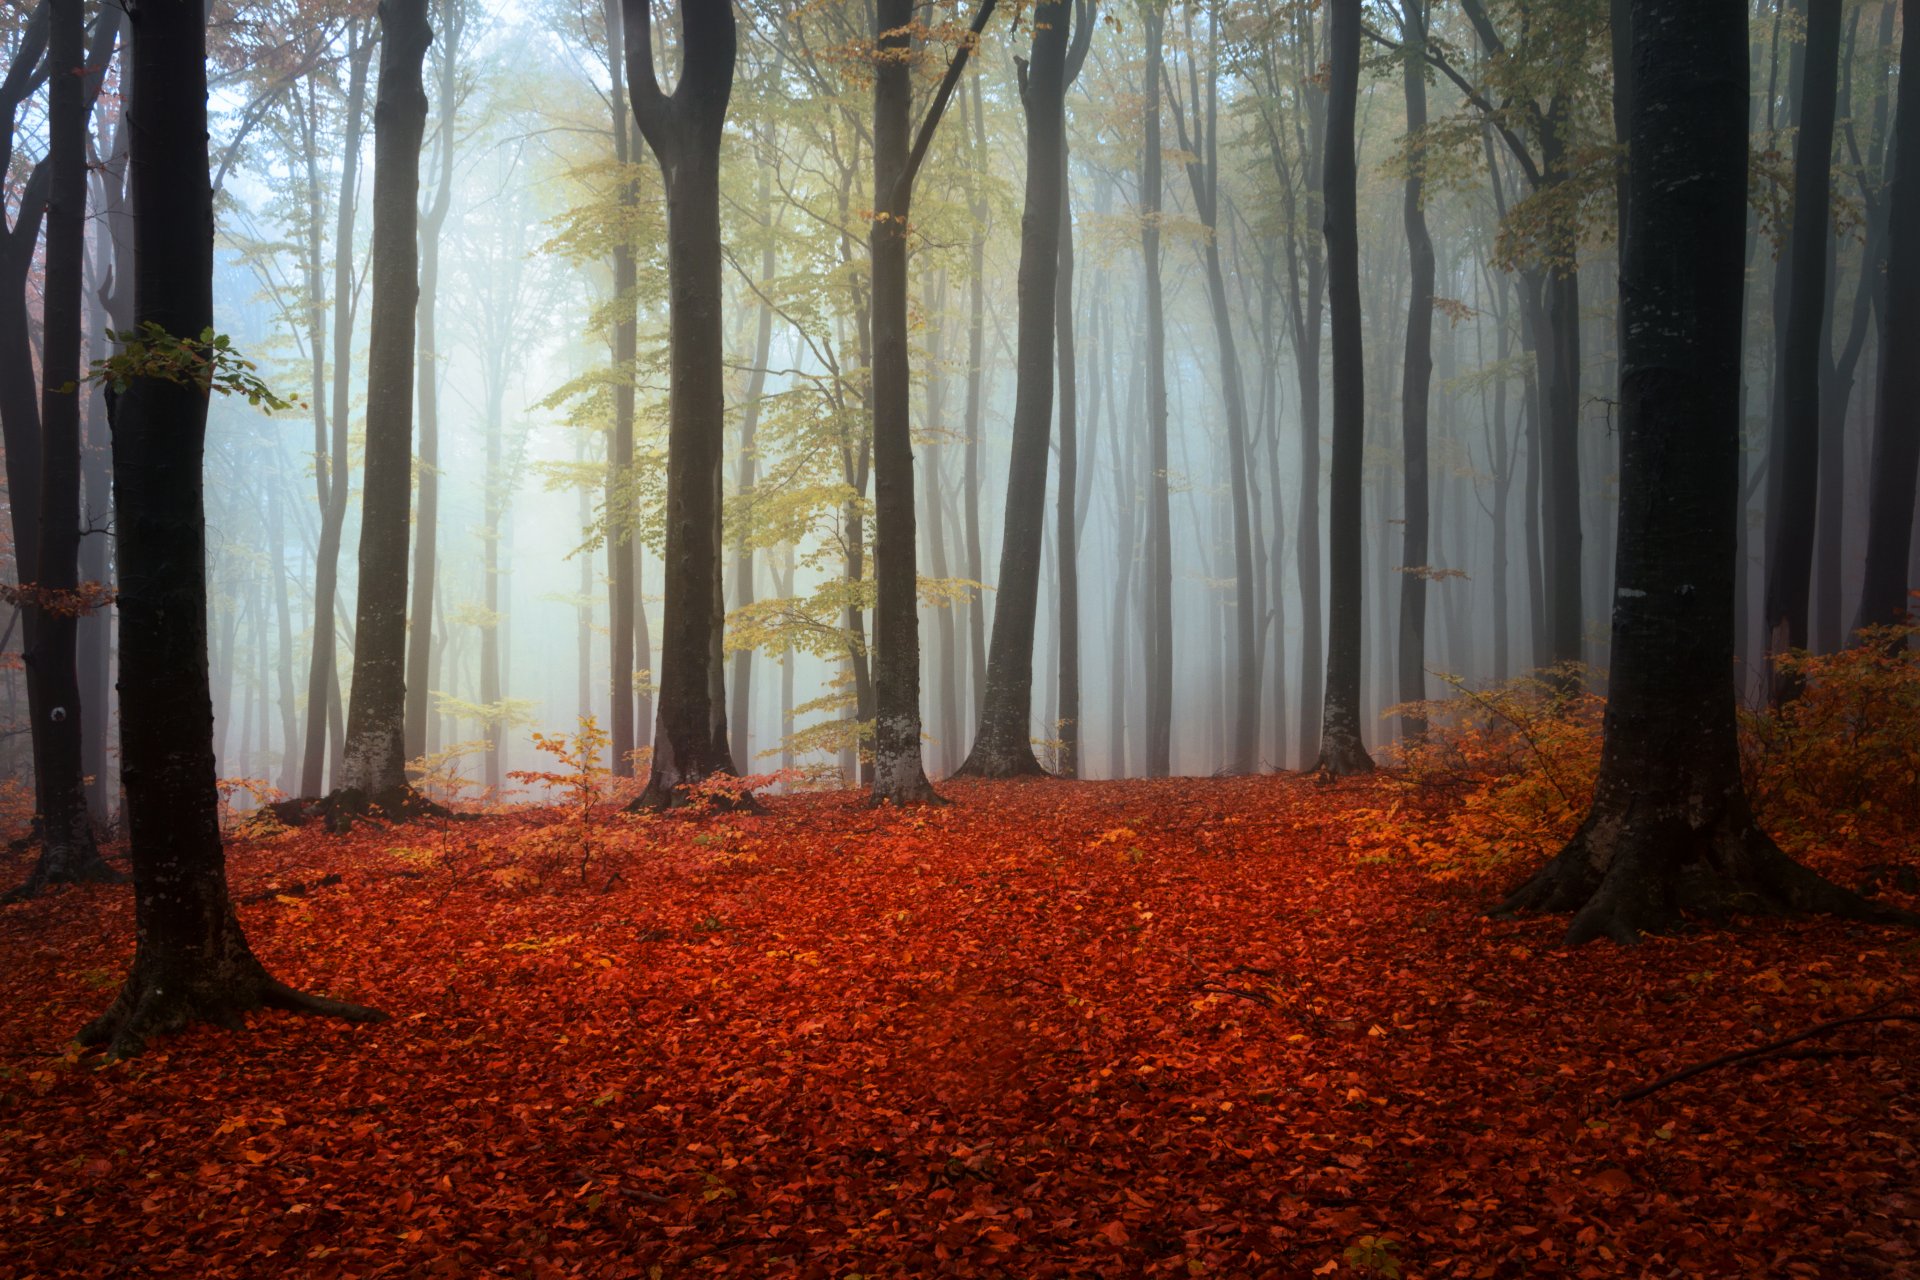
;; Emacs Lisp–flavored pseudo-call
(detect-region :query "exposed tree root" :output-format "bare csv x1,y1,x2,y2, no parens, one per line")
79,957,386,1060
305,785,459,834
4,839,124,903
1500,811,1918,946
869,777,948,808
1313,733,1376,781
1613,995,1918,1103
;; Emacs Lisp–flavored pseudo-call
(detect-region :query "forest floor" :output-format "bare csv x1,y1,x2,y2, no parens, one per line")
1,775,1917,1279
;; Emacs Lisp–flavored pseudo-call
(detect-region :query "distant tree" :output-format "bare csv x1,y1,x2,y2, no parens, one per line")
868,0,996,805
623,0,739,808
9,0,122,897
1763,0,1841,700
1501,0,1900,943
82,0,382,1055
1314,0,1373,778
339,0,432,805
956,0,1074,779
1393,0,1434,740
1051,0,1092,779
1853,0,1919,639
1138,0,1172,778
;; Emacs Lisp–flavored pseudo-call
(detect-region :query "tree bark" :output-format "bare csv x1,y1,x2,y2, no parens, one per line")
1502,0,1898,945
1394,0,1434,740
624,0,739,809
1140,2,1173,777
1852,0,1919,638
83,0,382,1056
340,0,432,802
604,0,638,777
404,0,460,761
954,0,1073,779
1315,0,1374,777
301,28,373,798
1763,0,1840,700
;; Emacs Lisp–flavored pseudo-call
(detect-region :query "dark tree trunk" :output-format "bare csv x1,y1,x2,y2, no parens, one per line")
924,273,960,775
13,0,117,896
1502,0,1897,945
82,0,382,1057
624,0,738,809
729,148,775,769
1763,0,1840,699
1853,0,1920,637
1395,0,1434,739
868,0,993,804
340,0,431,802
955,0,1073,779
1140,2,1173,778
301,29,372,799
1051,0,1091,779
1314,0,1374,777
604,0,638,778
404,0,459,761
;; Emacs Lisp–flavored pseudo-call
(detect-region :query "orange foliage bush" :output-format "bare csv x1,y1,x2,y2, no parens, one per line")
1367,625,1920,884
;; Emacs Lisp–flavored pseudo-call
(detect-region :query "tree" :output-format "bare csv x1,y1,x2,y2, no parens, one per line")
1763,0,1841,699
1314,0,1373,778
1164,0,1256,774
404,0,464,762
10,0,122,896
869,0,997,805
1500,0,1898,944
82,0,382,1056
1853,0,1919,639
955,0,1074,780
300,24,374,798
340,0,433,804
1139,0,1172,778
1394,0,1434,739
623,0,738,809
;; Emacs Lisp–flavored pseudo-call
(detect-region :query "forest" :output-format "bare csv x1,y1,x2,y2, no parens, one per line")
2,0,1919,1273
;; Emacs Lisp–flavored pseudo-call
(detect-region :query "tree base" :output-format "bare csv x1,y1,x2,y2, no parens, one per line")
311,785,457,834
951,733,1051,781
1501,811,1917,946
1313,733,1376,780
869,772,947,808
4,840,124,902
79,957,386,1060
626,777,760,814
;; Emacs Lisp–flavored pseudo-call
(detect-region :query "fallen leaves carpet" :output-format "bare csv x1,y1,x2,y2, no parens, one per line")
2,776,1916,1278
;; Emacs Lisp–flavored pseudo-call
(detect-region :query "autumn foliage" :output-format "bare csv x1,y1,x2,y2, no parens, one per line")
4,718,1919,1276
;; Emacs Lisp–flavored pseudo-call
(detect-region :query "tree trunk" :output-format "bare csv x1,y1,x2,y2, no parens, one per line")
962,76,988,731
404,0,459,761
82,0,382,1056
1853,0,1920,636
1504,0,1898,944
1314,0,1373,777
604,0,638,778
301,28,372,798
1140,2,1173,777
1395,0,1434,740
1763,0,1840,700
729,151,775,770
625,0,738,809
340,0,431,802
954,0,1073,779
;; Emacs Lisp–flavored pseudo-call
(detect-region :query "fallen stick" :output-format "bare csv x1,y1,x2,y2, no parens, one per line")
1614,997,1916,1104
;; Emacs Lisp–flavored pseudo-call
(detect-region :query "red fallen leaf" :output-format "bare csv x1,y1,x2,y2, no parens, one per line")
1589,1168,1634,1197
1097,1221,1129,1246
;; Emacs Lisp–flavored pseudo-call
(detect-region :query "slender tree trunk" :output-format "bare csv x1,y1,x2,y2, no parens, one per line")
604,0,638,777
301,29,372,798
1503,0,1895,944
404,0,459,761
1764,0,1840,700
340,0,432,802
729,155,775,770
1395,0,1434,738
962,75,988,730
1854,0,1919,635
82,0,382,1056
1314,0,1374,776
1140,2,1173,777
955,0,1073,779
924,273,960,775
14,0,113,895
